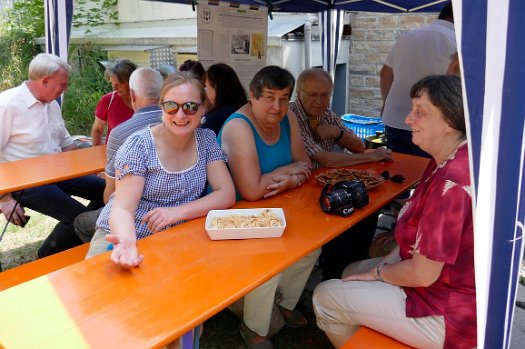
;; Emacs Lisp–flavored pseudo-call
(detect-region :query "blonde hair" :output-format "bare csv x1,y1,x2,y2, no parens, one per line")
159,71,206,103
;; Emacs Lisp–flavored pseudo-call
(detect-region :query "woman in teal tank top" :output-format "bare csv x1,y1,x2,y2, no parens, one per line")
216,66,320,349
218,66,312,202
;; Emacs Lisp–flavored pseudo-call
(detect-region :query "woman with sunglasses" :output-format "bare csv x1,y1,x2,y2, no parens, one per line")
86,72,235,268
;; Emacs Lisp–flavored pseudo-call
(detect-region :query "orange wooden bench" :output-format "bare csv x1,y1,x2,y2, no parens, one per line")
0,243,89,291
342,327,414,349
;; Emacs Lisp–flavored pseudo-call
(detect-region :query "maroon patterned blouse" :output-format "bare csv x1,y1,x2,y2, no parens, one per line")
395,143,476,349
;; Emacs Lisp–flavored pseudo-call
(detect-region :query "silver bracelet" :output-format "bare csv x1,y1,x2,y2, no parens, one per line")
376,262,387,282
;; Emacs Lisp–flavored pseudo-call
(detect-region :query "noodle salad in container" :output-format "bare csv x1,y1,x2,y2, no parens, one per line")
205,208,286,240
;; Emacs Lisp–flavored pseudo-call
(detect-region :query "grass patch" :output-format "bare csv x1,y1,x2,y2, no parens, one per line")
0,208,55,270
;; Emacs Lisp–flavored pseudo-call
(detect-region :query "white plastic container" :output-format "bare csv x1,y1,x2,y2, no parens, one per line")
205,208,286,240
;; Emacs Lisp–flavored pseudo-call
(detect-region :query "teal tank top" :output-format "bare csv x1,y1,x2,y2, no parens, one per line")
216,113,293,200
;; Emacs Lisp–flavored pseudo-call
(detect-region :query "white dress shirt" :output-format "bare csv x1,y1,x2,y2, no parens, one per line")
0,82,73,162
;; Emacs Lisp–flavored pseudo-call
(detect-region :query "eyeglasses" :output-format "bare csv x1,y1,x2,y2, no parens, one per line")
160,101,201,115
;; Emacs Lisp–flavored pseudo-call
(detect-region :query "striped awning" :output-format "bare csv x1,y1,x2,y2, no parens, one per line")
44,0,73,62
455,0,525,347
44,0,73,104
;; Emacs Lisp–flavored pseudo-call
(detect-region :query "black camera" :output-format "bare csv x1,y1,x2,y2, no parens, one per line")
319,180,369,217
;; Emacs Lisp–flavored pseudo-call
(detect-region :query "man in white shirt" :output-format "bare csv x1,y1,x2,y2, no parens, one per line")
380,2,456,157
0,53,105,257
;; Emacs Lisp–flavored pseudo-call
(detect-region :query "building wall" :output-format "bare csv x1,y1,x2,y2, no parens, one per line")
118,0,195,22
347,12,437,117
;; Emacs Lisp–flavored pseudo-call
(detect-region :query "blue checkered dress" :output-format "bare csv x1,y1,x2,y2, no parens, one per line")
96,127,225,239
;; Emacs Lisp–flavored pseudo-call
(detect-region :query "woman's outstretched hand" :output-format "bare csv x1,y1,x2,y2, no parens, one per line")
106,234,144,269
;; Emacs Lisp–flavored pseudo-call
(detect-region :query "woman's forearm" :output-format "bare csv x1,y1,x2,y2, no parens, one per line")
109,206,138,243
374,255,444,287
177,187,235,221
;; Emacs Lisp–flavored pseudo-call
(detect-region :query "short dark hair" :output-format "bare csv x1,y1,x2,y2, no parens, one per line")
249,65,295,99
108,59,137,83
410,75,465,139
438,2,453,22
178,59,206,82
205,63,247,111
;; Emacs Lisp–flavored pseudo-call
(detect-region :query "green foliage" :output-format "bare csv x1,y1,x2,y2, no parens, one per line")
73,0,119,31
0,0,43,90
62,44,112,135
1,0,44,37
0,30,40,91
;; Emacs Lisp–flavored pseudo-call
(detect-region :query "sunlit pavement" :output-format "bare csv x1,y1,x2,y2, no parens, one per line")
511,278,525,348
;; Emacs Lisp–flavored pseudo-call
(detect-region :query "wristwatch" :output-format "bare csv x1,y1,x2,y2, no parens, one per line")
334,128,344,142
376,262,387,282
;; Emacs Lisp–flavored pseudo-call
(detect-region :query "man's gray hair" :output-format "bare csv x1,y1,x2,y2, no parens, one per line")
129,67,163,101
297,68,333,92
28,53,71,80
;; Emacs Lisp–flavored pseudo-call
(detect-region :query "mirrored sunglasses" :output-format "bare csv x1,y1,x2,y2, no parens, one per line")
160,101,201,115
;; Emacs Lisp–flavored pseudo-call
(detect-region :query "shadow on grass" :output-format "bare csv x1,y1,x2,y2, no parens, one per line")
201,266,332,349
0,240,42,271
201,308,333,349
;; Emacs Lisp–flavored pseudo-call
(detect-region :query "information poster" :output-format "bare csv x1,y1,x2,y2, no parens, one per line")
197,1,268,89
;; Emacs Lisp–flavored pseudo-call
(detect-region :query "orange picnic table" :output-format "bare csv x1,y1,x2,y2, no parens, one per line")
0,152,429,349
0,145,106,271
0,145,106,194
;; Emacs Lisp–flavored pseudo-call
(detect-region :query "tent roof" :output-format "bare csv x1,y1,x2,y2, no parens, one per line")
145,0,446,13
66,13,310,44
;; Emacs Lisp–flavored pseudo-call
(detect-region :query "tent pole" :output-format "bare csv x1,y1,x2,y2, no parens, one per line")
304,19,312,69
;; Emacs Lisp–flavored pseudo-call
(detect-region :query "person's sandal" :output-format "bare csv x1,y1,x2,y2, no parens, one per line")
277,305,307,328
239,322,273,349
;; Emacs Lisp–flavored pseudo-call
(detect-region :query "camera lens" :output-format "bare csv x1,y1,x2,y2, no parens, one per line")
321,189,351,213
320,195,333,212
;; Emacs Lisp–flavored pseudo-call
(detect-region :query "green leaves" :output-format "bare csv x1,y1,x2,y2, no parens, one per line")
1,0,44,37
73,0,118,29
62,44,112,135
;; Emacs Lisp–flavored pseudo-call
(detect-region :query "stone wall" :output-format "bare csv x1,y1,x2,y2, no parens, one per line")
347,12,437,117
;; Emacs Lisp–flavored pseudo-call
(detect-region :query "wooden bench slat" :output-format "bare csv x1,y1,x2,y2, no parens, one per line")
0,243,89,291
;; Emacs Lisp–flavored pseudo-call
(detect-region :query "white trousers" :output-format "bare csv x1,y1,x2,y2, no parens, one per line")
85,228,110,259
244,248,321,336
313,258,445,349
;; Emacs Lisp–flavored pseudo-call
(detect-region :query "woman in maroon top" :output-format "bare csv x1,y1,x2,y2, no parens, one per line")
313,75,475,349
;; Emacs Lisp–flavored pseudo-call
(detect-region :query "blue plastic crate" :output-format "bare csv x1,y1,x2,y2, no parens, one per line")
341,114,384,140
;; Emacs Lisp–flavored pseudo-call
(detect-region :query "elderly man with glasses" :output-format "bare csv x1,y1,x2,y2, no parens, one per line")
290,68,392,280
290,68,392,170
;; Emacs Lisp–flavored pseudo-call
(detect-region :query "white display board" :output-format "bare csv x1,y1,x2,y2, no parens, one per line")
197,1,268,88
